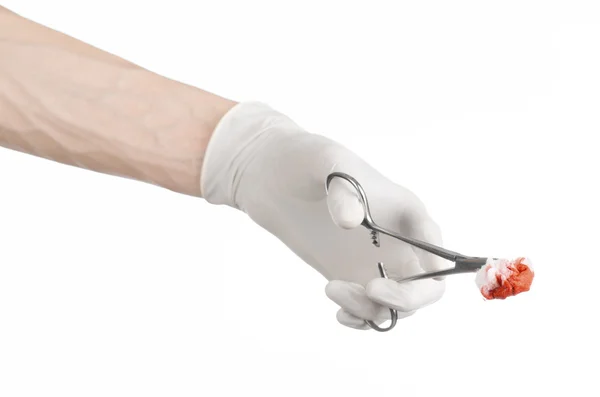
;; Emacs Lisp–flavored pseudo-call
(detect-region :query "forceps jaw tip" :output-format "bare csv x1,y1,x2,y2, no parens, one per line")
455,256,489,271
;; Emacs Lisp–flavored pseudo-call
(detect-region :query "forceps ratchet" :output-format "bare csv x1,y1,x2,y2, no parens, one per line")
325,172,489,332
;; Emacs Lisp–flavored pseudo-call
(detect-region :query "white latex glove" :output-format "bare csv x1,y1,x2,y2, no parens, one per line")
201,102,450,330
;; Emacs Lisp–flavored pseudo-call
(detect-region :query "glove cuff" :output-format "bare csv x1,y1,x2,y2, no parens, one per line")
200,101,303,209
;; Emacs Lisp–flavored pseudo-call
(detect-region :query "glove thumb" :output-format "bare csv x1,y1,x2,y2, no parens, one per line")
326,176,365,229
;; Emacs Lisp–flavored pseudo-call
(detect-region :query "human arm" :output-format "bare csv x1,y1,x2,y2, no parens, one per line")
0,6,236,197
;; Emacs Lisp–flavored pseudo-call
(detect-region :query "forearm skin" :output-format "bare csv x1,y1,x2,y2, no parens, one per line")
0,6,236,197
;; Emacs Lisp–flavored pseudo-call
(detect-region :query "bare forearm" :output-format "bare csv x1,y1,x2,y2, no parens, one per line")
0,7,236,197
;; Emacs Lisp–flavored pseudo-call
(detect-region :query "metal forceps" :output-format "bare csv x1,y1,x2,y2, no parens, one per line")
325,172,489,332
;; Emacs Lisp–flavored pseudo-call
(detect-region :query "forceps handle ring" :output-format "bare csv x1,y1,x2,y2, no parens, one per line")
365,263,398,332
325,172,464,262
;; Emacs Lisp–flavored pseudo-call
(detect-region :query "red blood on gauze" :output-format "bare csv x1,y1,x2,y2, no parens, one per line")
475,257,534,300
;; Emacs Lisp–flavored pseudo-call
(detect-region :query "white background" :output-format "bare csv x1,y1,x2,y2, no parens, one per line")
1,1,599,396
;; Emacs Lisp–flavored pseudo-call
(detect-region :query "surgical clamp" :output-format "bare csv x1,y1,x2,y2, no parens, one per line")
325,172,490,332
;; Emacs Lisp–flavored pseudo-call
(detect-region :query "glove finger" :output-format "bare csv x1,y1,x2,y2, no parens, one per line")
398,198,452,279
336,308,413,330
366,277,446,312
336,309,370,330
326,177,364,229
325,280,386,321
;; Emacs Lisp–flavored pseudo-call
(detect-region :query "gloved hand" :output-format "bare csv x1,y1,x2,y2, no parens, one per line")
201,102,450,330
